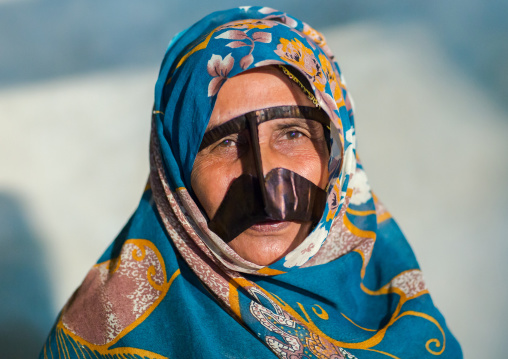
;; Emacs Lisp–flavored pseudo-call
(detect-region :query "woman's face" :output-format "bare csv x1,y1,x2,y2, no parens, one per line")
191,67,329,266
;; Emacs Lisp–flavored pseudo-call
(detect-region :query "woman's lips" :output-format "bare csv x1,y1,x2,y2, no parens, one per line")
248,220,291,233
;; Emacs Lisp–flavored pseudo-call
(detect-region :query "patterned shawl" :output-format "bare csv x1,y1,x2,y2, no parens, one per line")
41,6,462,359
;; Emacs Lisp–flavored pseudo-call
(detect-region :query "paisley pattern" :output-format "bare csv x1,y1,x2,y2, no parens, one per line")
41,6,462,359
42,239,180,358
61,240,168,345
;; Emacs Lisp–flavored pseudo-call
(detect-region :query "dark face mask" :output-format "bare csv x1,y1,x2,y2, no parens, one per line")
197,105,330,243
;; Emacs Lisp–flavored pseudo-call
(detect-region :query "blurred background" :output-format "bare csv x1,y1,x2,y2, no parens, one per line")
1,0,507,357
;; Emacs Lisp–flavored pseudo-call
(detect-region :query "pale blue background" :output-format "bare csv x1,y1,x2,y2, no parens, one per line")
1,0,507,357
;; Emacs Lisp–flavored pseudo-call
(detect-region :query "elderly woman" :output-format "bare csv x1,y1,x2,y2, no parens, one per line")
40,7,462,359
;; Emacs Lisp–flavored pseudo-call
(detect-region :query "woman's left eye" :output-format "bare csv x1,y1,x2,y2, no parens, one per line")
284,130,304,140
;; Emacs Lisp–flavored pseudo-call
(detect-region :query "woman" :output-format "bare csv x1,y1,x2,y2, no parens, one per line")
41,7,462,359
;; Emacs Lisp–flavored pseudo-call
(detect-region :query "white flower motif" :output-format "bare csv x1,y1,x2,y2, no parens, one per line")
345,127,355,148
349,168,372,205
283,224,328,268
258,7,277,14
342,144,356,179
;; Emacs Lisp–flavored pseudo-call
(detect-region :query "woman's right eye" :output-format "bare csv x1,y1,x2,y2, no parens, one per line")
210,132,248,158
218,138,236,147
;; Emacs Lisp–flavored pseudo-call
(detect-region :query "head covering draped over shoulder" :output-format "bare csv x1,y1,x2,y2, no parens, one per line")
41,7,462,359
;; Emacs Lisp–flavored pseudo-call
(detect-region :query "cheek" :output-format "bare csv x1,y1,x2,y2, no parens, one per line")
191,158,239,218
302,155,329,189
313,141,330,188
282,146,330,189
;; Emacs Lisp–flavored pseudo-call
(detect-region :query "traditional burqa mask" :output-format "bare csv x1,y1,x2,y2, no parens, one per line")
198,104,331,243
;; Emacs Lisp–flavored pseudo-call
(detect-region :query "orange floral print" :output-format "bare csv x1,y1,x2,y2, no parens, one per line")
217,19,276,32
319,54,344,108
274,38,327,92
303,23,327,48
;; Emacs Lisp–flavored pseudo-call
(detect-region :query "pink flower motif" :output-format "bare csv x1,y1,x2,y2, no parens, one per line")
258,7,278,14
240,54,254,69
226,41,249,49
322,92,339,112
207,53,234,97
252,31,271,43
281,15,298,28
259,8,298,28
215,29,272,70
215,30,248,41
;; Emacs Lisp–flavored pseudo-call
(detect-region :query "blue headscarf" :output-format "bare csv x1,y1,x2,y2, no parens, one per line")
41,7,462,359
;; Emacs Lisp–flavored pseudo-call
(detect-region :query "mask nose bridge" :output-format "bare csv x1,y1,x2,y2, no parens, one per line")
246,110,269,205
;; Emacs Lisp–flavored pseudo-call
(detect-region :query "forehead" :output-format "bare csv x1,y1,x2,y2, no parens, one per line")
207,66,315,131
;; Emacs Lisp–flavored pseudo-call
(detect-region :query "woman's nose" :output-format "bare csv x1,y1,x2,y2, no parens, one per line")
239,141,282,179
258,142,286,177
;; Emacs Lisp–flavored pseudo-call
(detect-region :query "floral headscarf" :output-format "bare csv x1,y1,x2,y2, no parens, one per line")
41,7,462,359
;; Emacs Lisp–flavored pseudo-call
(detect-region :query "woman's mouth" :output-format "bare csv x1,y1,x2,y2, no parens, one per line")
249,220,291,233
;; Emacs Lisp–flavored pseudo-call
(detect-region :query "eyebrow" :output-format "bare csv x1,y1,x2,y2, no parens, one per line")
199,105,329,151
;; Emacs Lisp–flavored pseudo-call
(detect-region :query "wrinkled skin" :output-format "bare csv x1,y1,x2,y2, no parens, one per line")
191,67,329,265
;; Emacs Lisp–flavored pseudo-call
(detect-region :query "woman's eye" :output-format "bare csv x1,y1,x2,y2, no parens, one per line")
284,130,304,140
218,138,236,147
